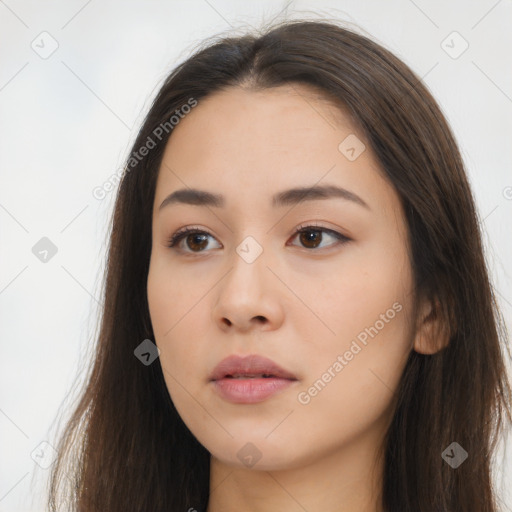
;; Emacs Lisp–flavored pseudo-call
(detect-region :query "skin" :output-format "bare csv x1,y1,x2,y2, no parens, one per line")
147,84,439,512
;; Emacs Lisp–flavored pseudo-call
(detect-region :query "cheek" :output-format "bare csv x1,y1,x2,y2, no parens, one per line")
290,299,412,459
147,257,202,340
147,261,191,375
295,240,412,353
147,258,211,401
292,245,413,422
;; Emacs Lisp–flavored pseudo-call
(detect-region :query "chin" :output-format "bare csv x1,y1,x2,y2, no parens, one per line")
208,436,307,472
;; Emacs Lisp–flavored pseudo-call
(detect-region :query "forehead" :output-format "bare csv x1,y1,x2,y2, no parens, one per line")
163,84,356,161
154,85,395,217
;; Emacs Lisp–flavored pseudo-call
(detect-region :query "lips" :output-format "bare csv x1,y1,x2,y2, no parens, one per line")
209,354,299,404
209,354,298,382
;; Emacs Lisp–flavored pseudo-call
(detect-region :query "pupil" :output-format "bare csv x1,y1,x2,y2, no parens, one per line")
188,234,208,251
300,230,321,248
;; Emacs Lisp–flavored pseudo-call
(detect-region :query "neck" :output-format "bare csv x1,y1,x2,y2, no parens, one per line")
206,430,385,512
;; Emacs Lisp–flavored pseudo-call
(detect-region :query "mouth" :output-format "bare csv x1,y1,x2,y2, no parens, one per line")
209,354,298,382
223,373,282,379
209,354,298,404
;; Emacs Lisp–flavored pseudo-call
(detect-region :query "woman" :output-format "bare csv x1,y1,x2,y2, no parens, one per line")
48,19,512,511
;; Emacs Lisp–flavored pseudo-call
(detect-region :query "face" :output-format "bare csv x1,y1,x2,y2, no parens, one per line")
147,85,417,471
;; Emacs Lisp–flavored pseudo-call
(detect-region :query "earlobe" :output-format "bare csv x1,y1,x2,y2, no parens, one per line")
413,298,451,355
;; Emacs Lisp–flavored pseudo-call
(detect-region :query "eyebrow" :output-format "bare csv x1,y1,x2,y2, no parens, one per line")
158,184,370,212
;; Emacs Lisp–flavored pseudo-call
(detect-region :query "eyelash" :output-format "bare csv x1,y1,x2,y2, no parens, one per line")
166,223,351,254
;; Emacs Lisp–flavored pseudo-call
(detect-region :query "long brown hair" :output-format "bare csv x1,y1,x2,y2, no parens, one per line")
47,18,512,511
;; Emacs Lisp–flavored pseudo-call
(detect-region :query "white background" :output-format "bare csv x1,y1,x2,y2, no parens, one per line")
1,1,511,510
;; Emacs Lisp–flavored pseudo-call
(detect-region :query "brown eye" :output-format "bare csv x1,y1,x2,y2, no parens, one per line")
167,228,221,253
298,229,323,249
184,233,209,251
167,224,350,255
289,225,350,250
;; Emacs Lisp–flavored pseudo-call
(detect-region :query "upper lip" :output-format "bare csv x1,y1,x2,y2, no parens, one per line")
209,354,298,381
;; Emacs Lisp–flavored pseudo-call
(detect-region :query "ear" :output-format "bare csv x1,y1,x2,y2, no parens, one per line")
413,297,451,355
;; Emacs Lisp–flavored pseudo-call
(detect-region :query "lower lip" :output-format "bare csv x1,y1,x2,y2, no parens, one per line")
211,377,296,403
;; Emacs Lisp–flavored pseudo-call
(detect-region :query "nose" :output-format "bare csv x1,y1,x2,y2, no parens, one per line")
212,246,285,333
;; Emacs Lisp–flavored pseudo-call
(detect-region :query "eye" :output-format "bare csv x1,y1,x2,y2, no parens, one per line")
166,223,351,254
166,226,221,253
288,223,351,250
